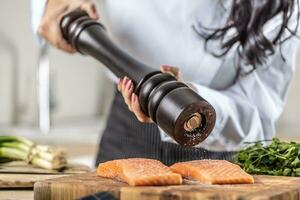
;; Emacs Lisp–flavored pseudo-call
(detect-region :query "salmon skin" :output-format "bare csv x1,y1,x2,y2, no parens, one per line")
97,158,182,186
170,160,254,184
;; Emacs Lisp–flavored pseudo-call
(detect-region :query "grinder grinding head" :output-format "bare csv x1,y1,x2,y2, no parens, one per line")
141,73,216,147
154,86,216,146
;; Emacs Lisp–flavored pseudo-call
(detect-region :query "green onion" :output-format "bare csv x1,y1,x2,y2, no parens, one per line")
0,147,28,160
0,136,34,146
0,136,67,170
0,142,31,152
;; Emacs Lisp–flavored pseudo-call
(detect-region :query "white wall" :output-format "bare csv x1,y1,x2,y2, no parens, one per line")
277,54,300,140
0,41,16,124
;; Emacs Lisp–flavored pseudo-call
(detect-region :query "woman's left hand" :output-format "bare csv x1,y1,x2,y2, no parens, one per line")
117,65,181,123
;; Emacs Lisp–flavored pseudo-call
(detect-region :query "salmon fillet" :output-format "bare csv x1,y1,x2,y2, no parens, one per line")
170,160,254,184
97,158,182,186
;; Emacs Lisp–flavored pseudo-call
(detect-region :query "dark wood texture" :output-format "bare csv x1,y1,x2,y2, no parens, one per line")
34,172,300,200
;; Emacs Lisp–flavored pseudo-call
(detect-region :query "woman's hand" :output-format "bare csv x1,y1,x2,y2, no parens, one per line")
38,0,99,53
117,65,181,123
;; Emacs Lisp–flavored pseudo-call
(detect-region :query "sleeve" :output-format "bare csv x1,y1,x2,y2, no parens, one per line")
31,0,47,43
194,40,297,152
159,10,300,152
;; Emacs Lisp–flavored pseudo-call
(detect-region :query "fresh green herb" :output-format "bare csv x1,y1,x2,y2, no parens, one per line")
0,136,67,170
234,138,300,176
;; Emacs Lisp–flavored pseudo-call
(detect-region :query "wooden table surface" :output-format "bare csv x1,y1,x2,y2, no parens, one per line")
0,190,33,200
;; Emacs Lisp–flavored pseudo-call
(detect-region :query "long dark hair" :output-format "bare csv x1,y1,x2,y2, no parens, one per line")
197,0,299,75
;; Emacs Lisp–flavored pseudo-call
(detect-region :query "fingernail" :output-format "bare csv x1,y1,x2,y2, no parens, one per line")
126,80,132,89
127,82,132,91
123,77,128,85
92,12,97,18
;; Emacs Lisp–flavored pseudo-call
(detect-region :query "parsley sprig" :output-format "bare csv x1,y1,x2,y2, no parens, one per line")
234,138,300,176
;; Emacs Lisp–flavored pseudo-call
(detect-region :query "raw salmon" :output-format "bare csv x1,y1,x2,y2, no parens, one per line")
97,158,182,186
170,160,254,184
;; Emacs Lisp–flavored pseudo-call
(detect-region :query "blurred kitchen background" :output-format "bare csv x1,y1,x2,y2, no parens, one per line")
0,0,115,167
0,1,299,167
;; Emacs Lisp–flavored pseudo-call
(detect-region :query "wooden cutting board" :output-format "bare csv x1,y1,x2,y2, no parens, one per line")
34,172,300,200
0,161,90,188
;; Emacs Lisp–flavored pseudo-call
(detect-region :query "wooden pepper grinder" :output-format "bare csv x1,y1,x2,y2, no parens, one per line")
60,10,216,147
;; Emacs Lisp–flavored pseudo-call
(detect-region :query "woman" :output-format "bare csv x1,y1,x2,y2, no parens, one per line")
34,0,299,165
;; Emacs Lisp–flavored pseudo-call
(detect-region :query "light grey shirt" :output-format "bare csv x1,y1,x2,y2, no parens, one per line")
32,0,299,151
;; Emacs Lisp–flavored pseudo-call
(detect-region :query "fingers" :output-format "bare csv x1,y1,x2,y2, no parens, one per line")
161,65,180,80
56,38,77,53
117,77,152,123
131,94,152,123
123,79,134,111
118,76,133,111
81,1,99,19
118,76,129,93
38,0,98,53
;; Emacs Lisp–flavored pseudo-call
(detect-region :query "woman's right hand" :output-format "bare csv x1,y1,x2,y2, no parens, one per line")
38,0,99,53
